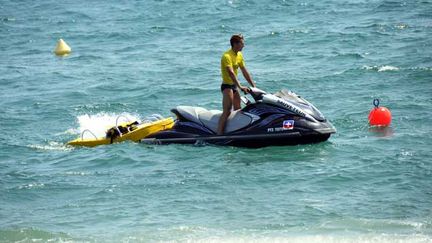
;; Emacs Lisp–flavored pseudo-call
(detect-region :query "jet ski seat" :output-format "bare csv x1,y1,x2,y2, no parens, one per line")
174,106,259,133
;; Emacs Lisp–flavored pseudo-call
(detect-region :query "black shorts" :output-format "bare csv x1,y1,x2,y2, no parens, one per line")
220,84,238,93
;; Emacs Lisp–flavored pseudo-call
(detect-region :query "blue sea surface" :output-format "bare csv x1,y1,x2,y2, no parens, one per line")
1,0,432,242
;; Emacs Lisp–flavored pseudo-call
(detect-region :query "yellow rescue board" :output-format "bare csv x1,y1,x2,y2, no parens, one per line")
68,117,174,147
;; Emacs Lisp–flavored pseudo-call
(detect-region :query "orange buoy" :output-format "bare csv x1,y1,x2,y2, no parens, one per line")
368,99,391,126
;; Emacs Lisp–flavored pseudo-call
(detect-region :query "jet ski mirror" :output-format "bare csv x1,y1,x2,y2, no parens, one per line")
248,87,267,101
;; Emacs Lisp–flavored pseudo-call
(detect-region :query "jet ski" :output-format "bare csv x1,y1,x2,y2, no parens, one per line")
142,88,336,148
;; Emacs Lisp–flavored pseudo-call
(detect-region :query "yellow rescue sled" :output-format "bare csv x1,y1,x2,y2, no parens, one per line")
68,117,174,147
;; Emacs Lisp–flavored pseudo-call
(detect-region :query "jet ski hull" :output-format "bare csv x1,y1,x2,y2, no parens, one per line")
143,115,336,148
142,129,331,148
142,88,336,148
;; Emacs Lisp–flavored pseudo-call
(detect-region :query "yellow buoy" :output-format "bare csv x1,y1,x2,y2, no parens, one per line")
54,39,71,56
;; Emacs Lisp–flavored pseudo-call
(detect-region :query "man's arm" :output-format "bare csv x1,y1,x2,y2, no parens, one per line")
240,66,256,88
226,66,249,93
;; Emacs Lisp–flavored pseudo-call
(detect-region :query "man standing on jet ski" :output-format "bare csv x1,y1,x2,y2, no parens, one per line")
217,34,256,135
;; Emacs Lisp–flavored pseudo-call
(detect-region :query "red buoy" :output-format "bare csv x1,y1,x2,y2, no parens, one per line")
368,99,391,126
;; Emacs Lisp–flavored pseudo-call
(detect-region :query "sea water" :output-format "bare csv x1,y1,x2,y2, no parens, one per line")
1,0,431,242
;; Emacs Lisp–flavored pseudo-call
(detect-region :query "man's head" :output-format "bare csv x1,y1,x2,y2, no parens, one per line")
230,34,244,52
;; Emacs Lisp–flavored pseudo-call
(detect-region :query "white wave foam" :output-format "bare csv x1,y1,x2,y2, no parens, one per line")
378,65,399,72
28,141,73,151
75,112,141,139
362,65,400,72
18,183,45,190
409,67,432,71
64,171,93,176
395,23,408,29
149,223,432,243
178,235,431,243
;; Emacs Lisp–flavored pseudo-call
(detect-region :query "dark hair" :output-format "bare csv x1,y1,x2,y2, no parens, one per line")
230,34,244,47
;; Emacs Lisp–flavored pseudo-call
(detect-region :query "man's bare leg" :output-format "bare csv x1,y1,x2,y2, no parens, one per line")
233,91,241,110
217,89,234,135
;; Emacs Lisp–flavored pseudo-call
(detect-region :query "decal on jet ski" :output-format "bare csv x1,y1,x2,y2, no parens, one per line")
267,120,295,132
276,99,306,117
268,127,288,132
283,120,294,130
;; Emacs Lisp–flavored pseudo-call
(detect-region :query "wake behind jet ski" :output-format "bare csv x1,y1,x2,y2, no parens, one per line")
142,87,336,148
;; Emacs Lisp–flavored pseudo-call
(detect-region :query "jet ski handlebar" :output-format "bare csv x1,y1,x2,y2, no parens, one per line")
247,87,267,102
